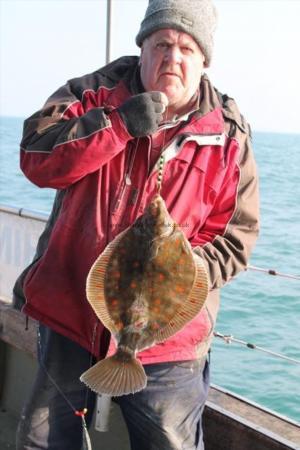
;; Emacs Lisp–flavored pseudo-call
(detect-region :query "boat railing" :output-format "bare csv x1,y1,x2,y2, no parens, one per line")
0,203,48,222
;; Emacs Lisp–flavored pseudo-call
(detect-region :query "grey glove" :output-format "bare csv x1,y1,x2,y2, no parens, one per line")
118,91,167,137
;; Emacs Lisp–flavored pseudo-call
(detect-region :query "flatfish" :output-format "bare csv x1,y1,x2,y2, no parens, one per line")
80,194,208,396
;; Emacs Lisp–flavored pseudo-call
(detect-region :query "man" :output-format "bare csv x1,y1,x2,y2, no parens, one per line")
14,0,259,449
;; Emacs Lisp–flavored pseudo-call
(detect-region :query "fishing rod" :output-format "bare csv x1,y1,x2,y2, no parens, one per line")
246,265,300,281
214,332,300,365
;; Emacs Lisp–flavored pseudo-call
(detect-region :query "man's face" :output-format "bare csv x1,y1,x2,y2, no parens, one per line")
140,29,205,116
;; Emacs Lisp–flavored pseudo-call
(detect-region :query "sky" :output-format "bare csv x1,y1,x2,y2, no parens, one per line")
0,0,300,133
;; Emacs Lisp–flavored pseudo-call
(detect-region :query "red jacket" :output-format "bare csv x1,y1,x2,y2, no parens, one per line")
14,56,259,363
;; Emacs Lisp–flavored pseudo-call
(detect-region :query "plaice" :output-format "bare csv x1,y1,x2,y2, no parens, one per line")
80,194,208,396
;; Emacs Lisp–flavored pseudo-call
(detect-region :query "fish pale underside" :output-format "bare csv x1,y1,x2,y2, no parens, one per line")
80,195,208,396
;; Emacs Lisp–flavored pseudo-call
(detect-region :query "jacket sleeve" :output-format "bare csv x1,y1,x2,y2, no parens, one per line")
192,127,260,290
20,80,132,189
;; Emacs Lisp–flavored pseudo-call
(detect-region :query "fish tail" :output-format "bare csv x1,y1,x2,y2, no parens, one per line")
80,349,147,396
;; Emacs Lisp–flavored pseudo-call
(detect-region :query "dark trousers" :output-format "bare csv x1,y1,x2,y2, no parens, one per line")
16,325,210,450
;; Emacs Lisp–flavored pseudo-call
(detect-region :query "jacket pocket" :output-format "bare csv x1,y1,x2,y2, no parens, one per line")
193,306,215,358
13,256,43,310
203,305,214,340
21,256,43,299
192,305,215,346
174,145,228,194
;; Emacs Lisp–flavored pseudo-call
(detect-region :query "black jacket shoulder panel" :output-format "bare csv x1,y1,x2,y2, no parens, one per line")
68,56,140,99
214,88,251,138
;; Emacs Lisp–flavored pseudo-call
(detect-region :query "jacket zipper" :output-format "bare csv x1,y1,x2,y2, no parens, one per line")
205,305,214,339
112,141,138,213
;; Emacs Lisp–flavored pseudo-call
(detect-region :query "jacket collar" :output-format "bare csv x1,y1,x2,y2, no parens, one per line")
218,92,248,133
187,75,248,135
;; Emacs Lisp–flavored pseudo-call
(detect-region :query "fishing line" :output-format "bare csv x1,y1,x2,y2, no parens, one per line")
37,324,99,450
214,331,300,365
157,154,165,194
84,322,99,407
246,265,300,281
156,101,169,194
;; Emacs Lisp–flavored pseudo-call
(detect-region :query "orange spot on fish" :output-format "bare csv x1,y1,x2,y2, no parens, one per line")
154,299,161,305
113,271,121,278
153,307,160,314
111,299,119,307
175,285,185,293
156,256,165,264
158,273,165,281
130,282,137,289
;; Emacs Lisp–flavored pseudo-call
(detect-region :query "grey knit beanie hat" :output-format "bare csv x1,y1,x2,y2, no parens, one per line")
136,0,217,67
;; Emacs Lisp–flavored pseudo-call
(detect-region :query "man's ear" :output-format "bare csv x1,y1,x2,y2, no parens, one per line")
139,46,144,66
201,50,206,67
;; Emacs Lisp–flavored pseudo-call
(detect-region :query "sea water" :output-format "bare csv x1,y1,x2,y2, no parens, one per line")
1,116,299,422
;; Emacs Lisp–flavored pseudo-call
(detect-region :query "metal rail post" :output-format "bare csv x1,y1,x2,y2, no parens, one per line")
106,0,113,64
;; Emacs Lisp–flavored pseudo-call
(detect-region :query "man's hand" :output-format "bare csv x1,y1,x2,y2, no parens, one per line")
118,92,168,137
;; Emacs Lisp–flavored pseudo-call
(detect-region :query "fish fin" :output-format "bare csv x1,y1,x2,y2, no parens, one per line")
86,229,128,334
154,254,209,343
80,353,147,397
